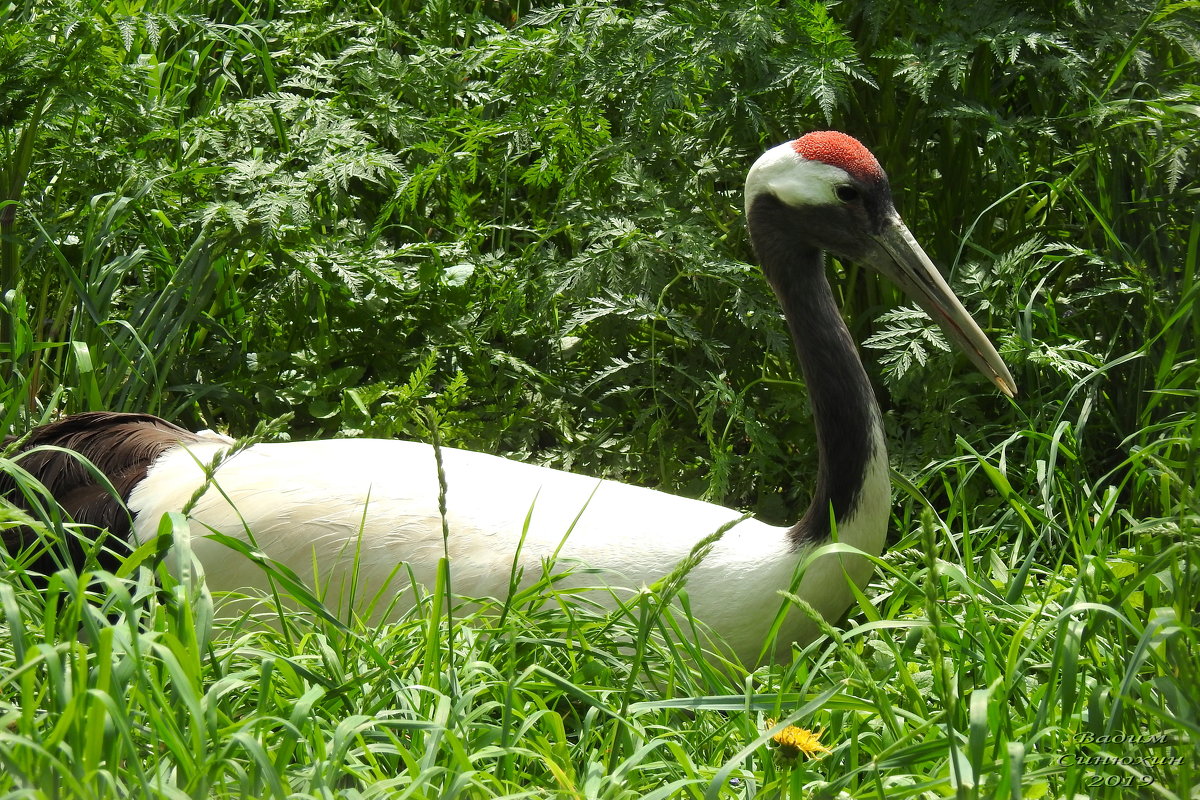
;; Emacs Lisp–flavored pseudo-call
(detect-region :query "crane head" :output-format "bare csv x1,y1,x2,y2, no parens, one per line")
745,131,1017,398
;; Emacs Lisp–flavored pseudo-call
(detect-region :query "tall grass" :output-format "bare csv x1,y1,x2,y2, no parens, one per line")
2,0,1197,797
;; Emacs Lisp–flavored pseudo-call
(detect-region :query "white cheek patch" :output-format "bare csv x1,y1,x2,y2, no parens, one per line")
745,142,850,214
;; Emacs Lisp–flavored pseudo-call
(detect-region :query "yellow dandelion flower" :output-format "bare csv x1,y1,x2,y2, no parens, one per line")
765,718,833,760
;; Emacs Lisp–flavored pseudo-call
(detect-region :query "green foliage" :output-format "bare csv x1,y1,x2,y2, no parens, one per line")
1,0,1198,796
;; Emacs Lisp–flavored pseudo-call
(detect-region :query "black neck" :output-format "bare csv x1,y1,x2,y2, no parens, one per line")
748,196,882,547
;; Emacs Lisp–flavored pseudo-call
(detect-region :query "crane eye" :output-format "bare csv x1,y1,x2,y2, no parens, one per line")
835,185,860,203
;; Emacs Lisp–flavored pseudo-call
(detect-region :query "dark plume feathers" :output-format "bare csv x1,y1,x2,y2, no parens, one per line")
1,412,210,574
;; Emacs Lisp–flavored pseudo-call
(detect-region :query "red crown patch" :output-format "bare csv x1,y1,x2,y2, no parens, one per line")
792,132,884,183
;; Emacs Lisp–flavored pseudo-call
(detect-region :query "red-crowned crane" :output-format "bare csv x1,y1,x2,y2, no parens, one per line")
2,132,1015,664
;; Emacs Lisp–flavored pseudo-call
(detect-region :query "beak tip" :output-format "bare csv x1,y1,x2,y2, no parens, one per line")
875,221,1019,402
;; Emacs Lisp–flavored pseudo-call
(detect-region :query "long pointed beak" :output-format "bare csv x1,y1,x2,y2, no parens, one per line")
869,216,1017,397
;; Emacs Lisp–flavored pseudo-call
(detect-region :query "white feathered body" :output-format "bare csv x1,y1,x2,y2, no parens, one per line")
2,132,1018,666
129,433,889,662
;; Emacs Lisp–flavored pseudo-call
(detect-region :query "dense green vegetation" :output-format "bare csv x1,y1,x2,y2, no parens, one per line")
2,0,1197,797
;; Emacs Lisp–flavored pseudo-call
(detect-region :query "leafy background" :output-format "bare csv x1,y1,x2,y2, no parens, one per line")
1,0,1197,797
